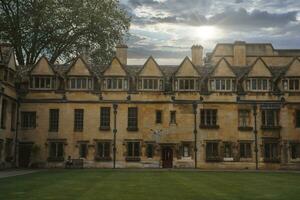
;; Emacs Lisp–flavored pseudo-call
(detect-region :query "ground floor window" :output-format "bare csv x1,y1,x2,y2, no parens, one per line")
48,142,64,161
223,143,232,158
239,142,252,158
79,143,88,158
264,142,279,162
0,140,3,161
291,143,300,159
96,141,111,161
181,143,191,158
206,142,219,161
146,143,154,158
4,139,13,162
126,141,140,161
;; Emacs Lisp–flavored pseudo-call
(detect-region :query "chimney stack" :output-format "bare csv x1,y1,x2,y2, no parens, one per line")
233,41,246,66
191,45,203,66
116,44,128,65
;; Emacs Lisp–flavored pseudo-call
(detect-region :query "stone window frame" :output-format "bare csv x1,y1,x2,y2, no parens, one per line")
49,109,59,132
174,78,199,91
95,140,112,161
263,140,280,163
205,141,220,162
290,142,300,161
137,77,164,91
282,78,300,91
78,142,88,159
48,141,64,162
155,110,162,124
238,109,252,131
209,78,236,92
29,75,56,90
146,143,154,159
239,142,252,159
100,107,111,131
169,110,176,125
261,109,280,129
246,78,271,92
102,76,129,91
74,109,84,132
200,109,219,129
127,107,138,131
126,141,141,161
20,111,36,129
67,76,93,91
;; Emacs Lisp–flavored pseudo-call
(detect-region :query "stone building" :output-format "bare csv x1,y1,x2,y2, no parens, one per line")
1,41,300,169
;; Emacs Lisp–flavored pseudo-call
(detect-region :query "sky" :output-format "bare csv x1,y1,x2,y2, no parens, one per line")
119,0,300,65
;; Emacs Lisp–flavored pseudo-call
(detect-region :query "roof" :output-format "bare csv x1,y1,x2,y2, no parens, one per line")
0,43,14,65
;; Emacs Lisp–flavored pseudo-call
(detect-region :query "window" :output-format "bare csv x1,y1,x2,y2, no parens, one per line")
100,107,110,130
296,110,300,128
261,109,279,127
264,142,279,162
49,142,64,160
128,107,138,131
282,79,300,91
96,142,111,160
127,142,140,160
79,143,88,158
1,99,7,129
247,78,270,91
223,143,232,158
139,78,163,90
21,112,36,129
156,110,162,124
11,103,16,131
0,140,3,161
200,109,218,127
105,78,128,90
206,142,219,161
240,143,252,158
210,79,235,91
68,77,92,90
238,110,251,128
30,76,55,90
5,139,13,159
176,79,198,91
182,143,190,157
170,111,176,124
49,109,59,132
146,143,154,158
74,109,84,132
291,143,300,159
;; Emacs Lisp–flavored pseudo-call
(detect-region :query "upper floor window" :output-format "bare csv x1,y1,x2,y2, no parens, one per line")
100,107,110,130
30,76,55,90
238,109,251,128
2,69,15,84
1,99,7,129
127,107,138,131
156,110,162,124
74,109,84,132
68,77,93,90
282,79,300,91
246,78,270,91
175,78,199,91
170,111,176,124
103,78,128,90
138,78,163,91
296,110,300,128
21,111,36,129
210,79,236,92
200,109,218,128
261,109,279,128
49,109,59,132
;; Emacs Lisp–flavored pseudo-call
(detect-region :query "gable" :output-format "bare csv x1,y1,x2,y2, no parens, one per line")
139,57,163,76
67,57,91,76
212,59,235,77
7,53,16,71
31,57,55,75
103,58,127,76
176,58,199,77
248,59,272,77
285,59,300,77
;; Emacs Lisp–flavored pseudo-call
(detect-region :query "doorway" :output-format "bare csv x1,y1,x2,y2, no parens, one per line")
18,143,33,168
162,146,173,168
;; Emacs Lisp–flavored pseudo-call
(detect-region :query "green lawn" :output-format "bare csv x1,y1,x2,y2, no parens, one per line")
0,170,300,200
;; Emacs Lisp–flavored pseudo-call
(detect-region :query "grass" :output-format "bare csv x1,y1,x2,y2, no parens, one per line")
0,169,300,200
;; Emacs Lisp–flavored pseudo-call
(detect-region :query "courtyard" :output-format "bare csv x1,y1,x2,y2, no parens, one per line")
0,169,300,200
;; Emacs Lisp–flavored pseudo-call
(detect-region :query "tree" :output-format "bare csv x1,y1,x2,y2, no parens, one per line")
0,0,130,66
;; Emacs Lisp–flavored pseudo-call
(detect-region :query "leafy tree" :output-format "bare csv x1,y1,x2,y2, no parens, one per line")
0,0,130,66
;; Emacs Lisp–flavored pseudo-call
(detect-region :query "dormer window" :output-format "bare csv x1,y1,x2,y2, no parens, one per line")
210,79,235,92
30,76,56,90
68,77,93,90
138,78,163,91
246,78,270,91
282,79,300,91
175,78,199,91
103,77,128,90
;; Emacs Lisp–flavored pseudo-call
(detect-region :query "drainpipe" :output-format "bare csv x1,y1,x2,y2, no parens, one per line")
113,104,118,169
193,102,198,169
13,98,20,168
253,104,258,170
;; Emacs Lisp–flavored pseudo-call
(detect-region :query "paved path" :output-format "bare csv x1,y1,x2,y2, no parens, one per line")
0,170,40,179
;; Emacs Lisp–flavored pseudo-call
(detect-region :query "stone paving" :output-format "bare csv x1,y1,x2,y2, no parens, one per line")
0,170,40,179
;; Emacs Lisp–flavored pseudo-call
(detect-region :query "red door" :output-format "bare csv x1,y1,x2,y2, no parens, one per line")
162,147,173,168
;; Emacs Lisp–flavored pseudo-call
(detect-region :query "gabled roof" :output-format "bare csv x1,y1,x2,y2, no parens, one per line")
284,57,300,77
174,56,200,77
210,57,236,77
102,56,129,76
65,56,94,76
29,56,56,75
247,57,272,77
137,56,165,76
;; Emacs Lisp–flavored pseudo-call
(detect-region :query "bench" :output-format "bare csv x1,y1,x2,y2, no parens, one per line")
65,159,84,169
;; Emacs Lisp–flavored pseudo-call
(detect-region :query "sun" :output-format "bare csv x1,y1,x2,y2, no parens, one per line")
194,26,220,40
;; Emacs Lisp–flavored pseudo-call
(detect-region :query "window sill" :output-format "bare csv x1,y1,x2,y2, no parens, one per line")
48,130,58,133
200,125,220,129
261,126,281,130
126,157,141,162
21,127,36,130
99,127,111,131
127,127,139,132
290,159,300,163
47,157,64,162
239,158,253,162
95,157,112,162
238,126,253,131
74,130,83,132
263,158,280,163
206,157,221,162
223,157,234,162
